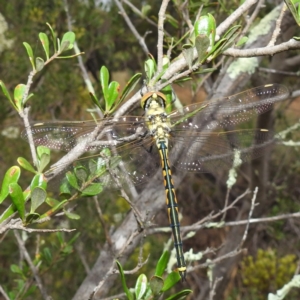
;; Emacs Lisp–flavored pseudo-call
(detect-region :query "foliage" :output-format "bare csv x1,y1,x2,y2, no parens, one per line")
241,249,297,298
0,1,300,299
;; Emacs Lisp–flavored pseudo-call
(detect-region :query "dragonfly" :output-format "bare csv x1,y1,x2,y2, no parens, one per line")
22,83,289,280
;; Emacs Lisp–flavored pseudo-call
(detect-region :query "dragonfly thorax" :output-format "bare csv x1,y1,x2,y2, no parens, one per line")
145,98,171,146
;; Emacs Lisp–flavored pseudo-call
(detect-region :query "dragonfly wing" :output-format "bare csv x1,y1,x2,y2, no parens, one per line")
169,84,289,131
21,116,147,152
169,129,274,172
47,136,160,190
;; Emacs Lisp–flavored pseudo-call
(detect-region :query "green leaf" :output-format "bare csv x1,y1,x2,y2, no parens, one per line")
155,251,170,277
60,31,75,52
165,289,193,300
144,58,156,81
106,81,120,111
89,92,102,111
56,232,64,245
0,166,21,204
194,13,216,47
23,42,35,70
25,212,40,223
46,197,60,207
149,276,164,296
135,274,147,299
14,84,26,111
81,183,103,196
37,146,50,159
64,210,80,220
165,13,179,28
236,36,248,47
10,264,23,275
9,183,25,221
17,157,36,173
74,166,88,182
46,23,57,52
38,153,50,173
39,199,68,219
30,187,46,213
195,35,210,63
100,66,109,100
66,172,79,190
39,32,50,59
118,73,142,105
182,46,194,68
0,80,15,110
116,260,134,300
141,4,151,16
35,57,44,72
162,271,181,292
67,232,80,245
30,174,47,191
285,0,300,25
59,179,71,196
43,247,52,264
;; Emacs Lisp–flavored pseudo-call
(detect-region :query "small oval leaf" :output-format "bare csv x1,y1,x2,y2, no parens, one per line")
81,183,103,196
23,42,35,70
14,84,26,111
17,157,36,173
60,31,75,51
0,166,21,204
39,32,50,59
135,274,147,299
31,187,47,213
9,182,25,221
35,57,45,72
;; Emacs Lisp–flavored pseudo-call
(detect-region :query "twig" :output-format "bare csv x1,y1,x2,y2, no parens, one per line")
224,38,300,57
209,276,223,300
93,196,113,247
237,187,258,250
0,219,76,234
14,231,50,300
0,285,10,300
75,242,91,275
241,0,264,36
267,3,285,46
156,0,170,74
216,0,258,37
122,0,161,30
114,0,149,55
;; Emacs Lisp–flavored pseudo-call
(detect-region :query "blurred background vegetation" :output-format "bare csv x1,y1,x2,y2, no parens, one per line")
1,0,300,299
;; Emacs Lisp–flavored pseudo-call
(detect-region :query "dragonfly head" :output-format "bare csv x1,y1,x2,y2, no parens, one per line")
141,91,166,110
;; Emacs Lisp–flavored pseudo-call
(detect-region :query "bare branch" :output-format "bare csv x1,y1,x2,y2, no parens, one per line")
224,38,300,57
14,231,50,300
156,0,170,74
114,0,149,55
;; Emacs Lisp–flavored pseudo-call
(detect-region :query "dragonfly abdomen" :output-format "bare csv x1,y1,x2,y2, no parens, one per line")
157,140,187,280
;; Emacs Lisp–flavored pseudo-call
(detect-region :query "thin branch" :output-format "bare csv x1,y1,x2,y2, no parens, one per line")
156,0,170,74
114,0,149,55
0,285,10,300
216,0,258,37
122,0,161,31
237,187,258,250
267,2,285,46
241,0,264,36
224,38,300,57
14,231,50,300
0,219,76,234
93,196,113,247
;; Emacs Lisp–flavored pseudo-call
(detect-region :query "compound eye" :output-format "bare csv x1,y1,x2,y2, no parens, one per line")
141,91,167,109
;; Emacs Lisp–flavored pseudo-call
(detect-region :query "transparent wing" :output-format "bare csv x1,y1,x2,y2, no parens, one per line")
169,129,274,172
169,84,289,131
21,116,148,152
